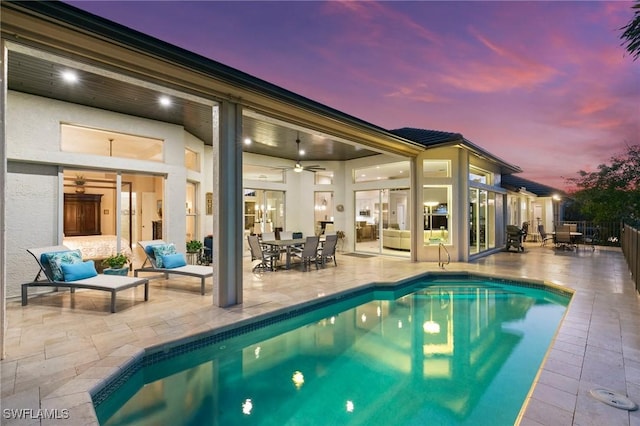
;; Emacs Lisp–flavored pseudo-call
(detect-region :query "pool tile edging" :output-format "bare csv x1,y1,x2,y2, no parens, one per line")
88,270,573,420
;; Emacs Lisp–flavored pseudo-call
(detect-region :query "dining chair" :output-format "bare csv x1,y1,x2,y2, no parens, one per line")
261,232,276,242
554,231,575,250
279,231,293,240
291,236,319,271
247,235,279,272
537,225,554,246
317,234,338,267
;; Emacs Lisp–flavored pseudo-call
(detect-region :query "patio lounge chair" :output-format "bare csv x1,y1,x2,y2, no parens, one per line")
22,245,149,313
135,240,213,295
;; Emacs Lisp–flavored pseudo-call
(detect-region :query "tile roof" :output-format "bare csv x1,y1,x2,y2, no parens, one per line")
389,127,463,147
390,127,521,174
501,174,565,197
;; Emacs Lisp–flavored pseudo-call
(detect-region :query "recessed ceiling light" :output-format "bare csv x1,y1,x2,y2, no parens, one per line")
244,137,252,145
61,70,78,83
299,149,305,156
159,96,171,107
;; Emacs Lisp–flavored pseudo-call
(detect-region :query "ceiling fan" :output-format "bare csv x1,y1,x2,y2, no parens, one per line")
276,134,325,173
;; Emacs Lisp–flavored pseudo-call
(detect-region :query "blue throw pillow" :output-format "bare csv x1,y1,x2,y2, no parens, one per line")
61,260,98,281
161,253,187,269
42,249,83,281
144,244,161,259
152,244,176,268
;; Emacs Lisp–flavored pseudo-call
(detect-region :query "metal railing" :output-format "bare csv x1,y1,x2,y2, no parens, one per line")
560,221,622,246
621,223,639,294
438,243,450,269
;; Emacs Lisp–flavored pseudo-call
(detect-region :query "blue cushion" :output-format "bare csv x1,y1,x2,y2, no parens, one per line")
61,260,98,282
152,244,176,267
144,244,161,259
41,249,83,281
161,253,187,269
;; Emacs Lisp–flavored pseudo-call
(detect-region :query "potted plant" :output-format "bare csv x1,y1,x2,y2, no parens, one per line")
186,240,203,253
102,253,131,275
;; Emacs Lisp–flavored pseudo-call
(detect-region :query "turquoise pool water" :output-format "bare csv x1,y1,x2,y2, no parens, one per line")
94,276,571,425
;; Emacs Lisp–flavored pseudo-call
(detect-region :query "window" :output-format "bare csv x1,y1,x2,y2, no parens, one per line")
185,148,200,172
314,170,334,185
243,164,284,183
61,124,163,162
469,188,497,254
353,161,409,183
244,189,285,234
423,160,450,178
469,166,492,185
186,182,197,241
314,192,333,234
423,186,451,245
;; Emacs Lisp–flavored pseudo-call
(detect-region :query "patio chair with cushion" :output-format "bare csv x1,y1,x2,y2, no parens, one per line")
135,240,213,295
22,245,149,313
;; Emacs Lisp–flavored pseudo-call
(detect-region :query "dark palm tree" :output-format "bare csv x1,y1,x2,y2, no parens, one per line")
621,0,640,61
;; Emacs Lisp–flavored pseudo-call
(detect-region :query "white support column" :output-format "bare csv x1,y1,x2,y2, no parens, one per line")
1,41,7,359
410,156,418,262
214,101,243,307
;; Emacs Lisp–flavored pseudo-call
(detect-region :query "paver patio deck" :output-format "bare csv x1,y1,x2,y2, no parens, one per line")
1,243,639,425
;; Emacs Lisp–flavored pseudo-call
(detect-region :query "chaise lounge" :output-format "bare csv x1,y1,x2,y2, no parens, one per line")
135,240,213,295
22,245,149,313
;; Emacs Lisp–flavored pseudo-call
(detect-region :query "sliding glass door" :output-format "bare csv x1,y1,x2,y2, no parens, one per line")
469,188,496,255
244,189,285,235
355,188,410,256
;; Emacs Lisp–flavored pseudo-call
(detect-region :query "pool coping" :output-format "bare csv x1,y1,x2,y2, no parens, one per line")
84,270,574,424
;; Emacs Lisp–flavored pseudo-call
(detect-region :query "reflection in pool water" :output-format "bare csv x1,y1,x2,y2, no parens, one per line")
96,277,570,425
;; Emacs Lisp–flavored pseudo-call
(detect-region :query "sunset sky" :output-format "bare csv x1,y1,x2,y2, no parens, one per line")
66,1,639,191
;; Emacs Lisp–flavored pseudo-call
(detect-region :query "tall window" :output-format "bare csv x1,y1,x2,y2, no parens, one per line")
186,182,197,241
244,189,285,235
469,188,496,254
314,192,333,234
423,186,451,245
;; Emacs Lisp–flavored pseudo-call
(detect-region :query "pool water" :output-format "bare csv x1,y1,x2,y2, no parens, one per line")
95,277,570,425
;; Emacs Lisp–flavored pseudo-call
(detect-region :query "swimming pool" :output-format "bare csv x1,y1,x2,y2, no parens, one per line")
94,274,571,425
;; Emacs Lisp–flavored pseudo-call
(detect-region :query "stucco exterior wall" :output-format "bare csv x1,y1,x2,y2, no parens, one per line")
5,91,201,298
6,162,59,298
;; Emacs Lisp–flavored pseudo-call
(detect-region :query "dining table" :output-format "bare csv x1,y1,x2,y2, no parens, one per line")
261,238,306,270
262,237,326,269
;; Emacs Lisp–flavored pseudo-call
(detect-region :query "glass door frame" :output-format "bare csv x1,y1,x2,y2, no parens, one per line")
354,188,410,256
